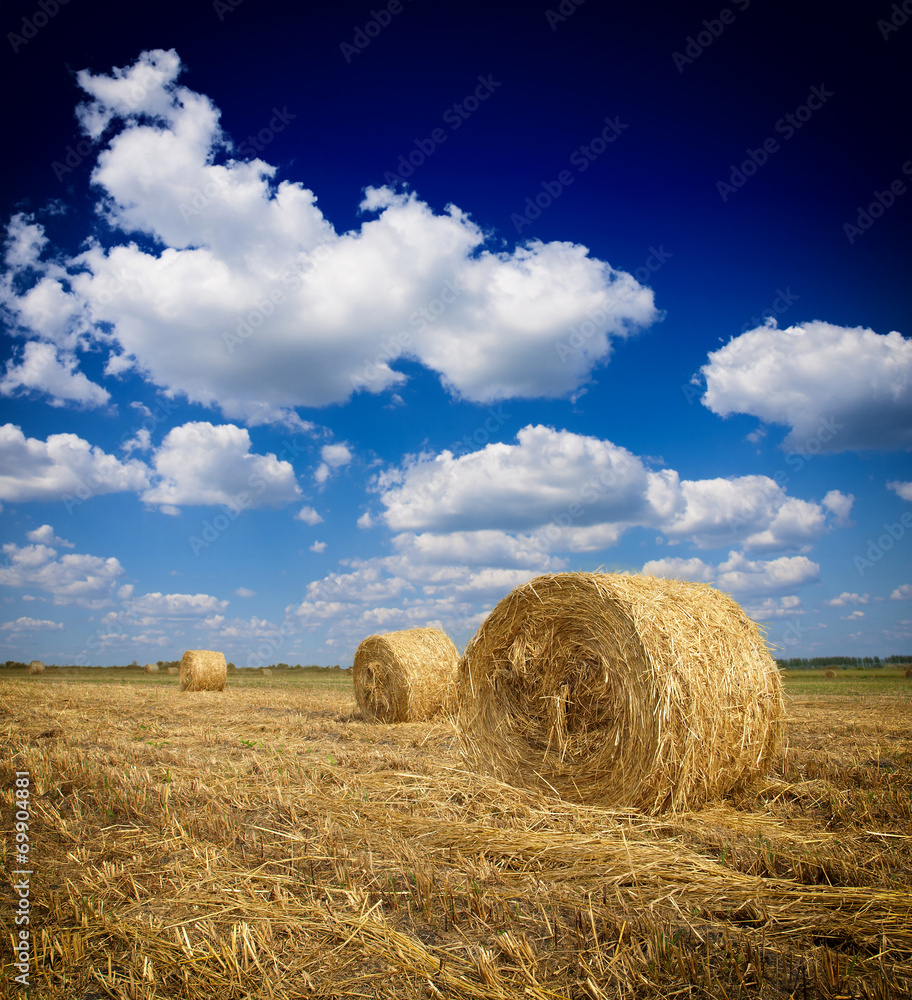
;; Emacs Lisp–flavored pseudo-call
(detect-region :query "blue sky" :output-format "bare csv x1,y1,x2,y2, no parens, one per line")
1,0,910,667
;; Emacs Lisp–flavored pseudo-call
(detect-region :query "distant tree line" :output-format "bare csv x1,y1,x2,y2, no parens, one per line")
775,655,910,669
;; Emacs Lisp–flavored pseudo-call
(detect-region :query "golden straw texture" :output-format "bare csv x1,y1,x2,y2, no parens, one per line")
457,572,784,813
353,627,459,722
179,649,227,692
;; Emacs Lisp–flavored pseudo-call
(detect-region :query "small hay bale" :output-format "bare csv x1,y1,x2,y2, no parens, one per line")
143,663,159,674
179,650,227,692
352,627,459,722
905,667,912,678
457,572,784,813
823,669,836,679
28,660,45,675
167,666,178,676
261,668,272,677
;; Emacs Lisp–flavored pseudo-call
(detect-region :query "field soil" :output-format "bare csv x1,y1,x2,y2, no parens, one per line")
1,668,910,998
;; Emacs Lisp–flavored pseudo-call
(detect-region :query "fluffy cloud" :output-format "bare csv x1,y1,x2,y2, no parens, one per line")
27,525,74,548
0,50,660,422
825,591,869,607
891,583,912,600
314,442,352,484
0,424,149,503
0,341,110,408
888,480,912,502
0,541,125,607
699,320,912,452
375,424,846,553
295,506,323,525
1,616,64,631
641,551,819,596
140,421,301,510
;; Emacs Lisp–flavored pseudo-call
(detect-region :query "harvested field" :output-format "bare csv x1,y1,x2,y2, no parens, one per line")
1,669,910,998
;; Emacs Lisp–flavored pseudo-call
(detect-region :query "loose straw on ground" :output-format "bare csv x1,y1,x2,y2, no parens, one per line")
457,572,784,813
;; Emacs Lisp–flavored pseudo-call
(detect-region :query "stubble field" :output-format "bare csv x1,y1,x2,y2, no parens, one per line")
1,668,910,999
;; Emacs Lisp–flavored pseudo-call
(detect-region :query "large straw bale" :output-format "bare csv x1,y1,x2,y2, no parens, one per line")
457,572,784,813
143,663,159,674
353,627,459,722
179,649,227,692
28,660,45,675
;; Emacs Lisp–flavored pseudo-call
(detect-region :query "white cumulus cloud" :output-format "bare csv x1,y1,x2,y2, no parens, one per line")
141,421,301,511
0,50,660,422
0,541,125,607
0,423,149,503
699,320,912,452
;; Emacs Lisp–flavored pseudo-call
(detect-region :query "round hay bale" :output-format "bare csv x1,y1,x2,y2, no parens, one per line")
166,666,178,676
457,572,784,813
179,649,227,692
352,627,459,722
143,663,159,674
28,660,45,675
905,667,912,679
823,669,836,679
261,668,272,677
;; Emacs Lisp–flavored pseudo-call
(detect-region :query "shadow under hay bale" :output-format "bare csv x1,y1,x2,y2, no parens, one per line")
352,627,458,722
28,660,45,675
457,572,784,813
179,650,227,692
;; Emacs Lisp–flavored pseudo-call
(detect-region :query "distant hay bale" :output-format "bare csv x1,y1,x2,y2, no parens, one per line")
179,650,227,692
167,666,178,676
457,573,784,813
261,668,272,677
352,627,459,722
905,667,912,678
28,660,45,675
823,669,836,679
143,663,159,674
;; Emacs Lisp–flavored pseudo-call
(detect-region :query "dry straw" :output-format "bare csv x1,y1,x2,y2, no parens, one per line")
352,627,459,722
144,663,159,674
457,572,784,813
179,650,227,692
28,659,45,675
